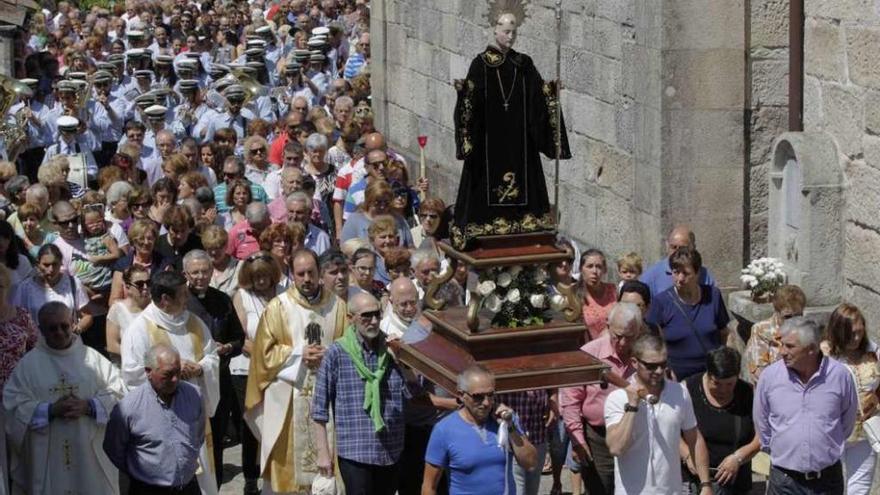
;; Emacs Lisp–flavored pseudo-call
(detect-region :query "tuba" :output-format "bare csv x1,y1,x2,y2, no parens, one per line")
0,76,33,161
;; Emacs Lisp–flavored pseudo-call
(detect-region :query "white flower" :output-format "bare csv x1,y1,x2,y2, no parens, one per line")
484,294,502,312
748,279,758,288
477,280,496,297
753,268,764,277
533,268,548,284
497,272,513,288
529,294,546,308
550,294,567,311
740,274,756,285
506,288,521,304
509,265,523,277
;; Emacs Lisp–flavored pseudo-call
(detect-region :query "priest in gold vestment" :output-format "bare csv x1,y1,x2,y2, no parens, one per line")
3,302,126,495
246,250,347,494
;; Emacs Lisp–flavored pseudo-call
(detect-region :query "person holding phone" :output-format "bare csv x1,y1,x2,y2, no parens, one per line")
422,365,538,495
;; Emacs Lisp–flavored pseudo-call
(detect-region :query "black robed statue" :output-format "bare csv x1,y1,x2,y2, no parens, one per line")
450,1,571,251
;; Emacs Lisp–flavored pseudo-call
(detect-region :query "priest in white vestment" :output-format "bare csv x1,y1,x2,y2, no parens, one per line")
120,271,220,495
3,301,126,495
245,250,348,494
380,277,420,341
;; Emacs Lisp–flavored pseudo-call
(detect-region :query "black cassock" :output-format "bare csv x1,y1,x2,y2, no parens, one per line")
451,45,571,251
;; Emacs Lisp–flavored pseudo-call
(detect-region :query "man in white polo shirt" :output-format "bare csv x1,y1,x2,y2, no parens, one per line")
604,334,713,495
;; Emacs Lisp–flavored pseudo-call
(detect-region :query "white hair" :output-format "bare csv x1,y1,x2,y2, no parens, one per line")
457,364,494,393
105,180,133,205
410,249,440,269
245,201,269,223
607,302,643,331
182,249,211,270
145,343,180,369
285,191,311,207
779,316,823,347
305,133,328,151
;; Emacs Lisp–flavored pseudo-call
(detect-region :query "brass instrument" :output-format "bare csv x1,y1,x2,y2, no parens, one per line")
71,78,91,116
0,76,33,161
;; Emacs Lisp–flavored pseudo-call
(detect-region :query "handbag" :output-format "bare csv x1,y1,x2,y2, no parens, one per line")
846,364,880,453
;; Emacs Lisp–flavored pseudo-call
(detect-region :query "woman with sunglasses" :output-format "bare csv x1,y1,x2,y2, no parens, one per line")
742,284,807,385
105,265,151,366
243,135,273,191
684,347,759,495
821,303,880,495
340,180,415,246
127,185,153,223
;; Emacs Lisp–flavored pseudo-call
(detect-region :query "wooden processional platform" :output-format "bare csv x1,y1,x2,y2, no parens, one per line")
395,233,609,393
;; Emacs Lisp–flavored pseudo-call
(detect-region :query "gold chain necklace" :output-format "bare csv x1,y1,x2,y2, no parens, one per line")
496,67,517,112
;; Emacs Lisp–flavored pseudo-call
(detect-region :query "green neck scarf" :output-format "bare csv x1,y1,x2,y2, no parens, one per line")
337,325,390,432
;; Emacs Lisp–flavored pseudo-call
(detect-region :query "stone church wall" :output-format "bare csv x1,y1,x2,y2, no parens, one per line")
802,0,880,326
371,0,745,286
371,0,664,270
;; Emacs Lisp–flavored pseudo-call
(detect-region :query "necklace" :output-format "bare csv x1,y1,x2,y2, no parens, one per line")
496,67,517,112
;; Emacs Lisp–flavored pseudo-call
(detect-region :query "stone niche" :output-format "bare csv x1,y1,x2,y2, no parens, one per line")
730,132,845,331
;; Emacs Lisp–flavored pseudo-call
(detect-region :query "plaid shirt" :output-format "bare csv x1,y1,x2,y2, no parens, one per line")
497,390,550,445
312,339,409,465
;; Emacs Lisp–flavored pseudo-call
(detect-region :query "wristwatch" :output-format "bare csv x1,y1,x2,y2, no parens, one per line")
623,403,639,413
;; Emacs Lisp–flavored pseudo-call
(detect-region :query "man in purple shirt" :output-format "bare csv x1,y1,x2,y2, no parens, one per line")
754,317,857,495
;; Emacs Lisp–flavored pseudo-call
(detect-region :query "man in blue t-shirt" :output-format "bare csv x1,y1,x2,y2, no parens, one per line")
423,365,538,495
640,225,716,297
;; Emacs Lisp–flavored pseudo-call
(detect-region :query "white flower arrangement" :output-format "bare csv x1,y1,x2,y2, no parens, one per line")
476,264,553,328
741,257,786,301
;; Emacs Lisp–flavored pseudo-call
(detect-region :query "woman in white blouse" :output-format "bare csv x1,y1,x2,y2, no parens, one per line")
105,265,151,366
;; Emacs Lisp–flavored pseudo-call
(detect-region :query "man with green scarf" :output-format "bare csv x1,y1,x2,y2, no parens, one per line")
312,291,415,495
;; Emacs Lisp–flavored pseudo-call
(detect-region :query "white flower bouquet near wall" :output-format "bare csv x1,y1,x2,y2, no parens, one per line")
477,264,566,328
741,257,787,302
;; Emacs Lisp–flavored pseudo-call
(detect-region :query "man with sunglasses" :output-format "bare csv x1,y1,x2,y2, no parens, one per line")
422,364,538,495
341,148,386,220
313,291,419,495
560,303,644,495
212,156,270,213
605,334,713,495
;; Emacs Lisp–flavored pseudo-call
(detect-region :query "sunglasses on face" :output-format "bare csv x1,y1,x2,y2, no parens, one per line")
464,391,495,403
356,310,381,321
224,171,240,178
637,358,668,372
54,217,78,226
419,212,440,220
127,280,150,290
250,147,266,154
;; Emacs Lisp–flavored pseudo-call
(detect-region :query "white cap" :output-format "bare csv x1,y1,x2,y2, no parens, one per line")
57,115,79,130
312,26,330,36
256,25,272,34
144,104,167,117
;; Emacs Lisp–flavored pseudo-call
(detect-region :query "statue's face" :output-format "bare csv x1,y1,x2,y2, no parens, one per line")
494,13,517,50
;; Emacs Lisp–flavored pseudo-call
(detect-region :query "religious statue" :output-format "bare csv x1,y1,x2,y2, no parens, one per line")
451,0,571,251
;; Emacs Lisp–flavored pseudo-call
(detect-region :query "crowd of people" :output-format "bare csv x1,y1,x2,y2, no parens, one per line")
0,0,873,495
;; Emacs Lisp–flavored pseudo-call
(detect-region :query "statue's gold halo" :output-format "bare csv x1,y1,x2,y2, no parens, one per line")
487,0,530,28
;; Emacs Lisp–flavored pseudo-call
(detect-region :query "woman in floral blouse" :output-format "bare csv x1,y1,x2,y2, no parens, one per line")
821,303,880,495
742,284,806,384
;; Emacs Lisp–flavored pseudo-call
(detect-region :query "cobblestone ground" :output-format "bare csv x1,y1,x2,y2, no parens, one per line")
217,443,767,494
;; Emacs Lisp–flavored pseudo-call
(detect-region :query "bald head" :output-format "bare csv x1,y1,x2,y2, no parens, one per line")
666,225,696,256
389,276,419,322
364,132,386,152
350,291,379,315
365,149,387,178
145,343,180,370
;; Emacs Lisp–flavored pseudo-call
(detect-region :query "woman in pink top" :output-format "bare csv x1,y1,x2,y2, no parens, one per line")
579,249,617,340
